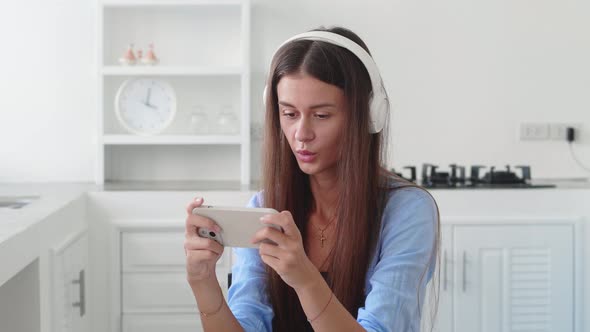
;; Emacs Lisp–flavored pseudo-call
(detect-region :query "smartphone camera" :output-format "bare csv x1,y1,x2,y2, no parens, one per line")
198,227,222,245
198,228,212,237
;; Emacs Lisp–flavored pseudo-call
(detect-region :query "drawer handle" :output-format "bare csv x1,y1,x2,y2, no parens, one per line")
72,269,85,317
462,251,467,292
443,250,448,291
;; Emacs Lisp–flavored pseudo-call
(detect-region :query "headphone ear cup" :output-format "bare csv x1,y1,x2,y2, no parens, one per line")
368,93,388,133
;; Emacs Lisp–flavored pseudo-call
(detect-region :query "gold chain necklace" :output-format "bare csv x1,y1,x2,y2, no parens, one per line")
310,215,337,248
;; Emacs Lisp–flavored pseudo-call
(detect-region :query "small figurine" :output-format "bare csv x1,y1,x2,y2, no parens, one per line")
118,43,137,66
141,43,159,65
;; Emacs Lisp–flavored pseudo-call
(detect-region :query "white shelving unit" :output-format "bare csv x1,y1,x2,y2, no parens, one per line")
101,65,242,76
97,0,251,188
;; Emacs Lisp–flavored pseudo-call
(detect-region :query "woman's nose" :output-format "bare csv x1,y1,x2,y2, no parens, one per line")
295,120,314,142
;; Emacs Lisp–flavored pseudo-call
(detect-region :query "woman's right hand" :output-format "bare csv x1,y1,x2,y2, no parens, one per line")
185,197,225,286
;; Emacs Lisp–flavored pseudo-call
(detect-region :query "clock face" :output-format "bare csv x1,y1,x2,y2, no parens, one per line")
115,78,177,135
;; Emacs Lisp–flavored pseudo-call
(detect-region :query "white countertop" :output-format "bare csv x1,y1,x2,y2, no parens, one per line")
0,183,96,242
0,180,263,243
0,183,95,287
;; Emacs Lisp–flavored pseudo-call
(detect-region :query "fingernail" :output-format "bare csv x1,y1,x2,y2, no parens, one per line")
195,197,203,202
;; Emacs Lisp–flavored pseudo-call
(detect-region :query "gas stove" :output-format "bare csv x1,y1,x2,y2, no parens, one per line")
391,164,556,189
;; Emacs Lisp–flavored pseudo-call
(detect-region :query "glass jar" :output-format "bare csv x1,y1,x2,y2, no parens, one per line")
189,106,209,134
216,105,238,134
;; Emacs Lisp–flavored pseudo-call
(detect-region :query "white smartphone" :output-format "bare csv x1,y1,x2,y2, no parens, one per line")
192,205,282,248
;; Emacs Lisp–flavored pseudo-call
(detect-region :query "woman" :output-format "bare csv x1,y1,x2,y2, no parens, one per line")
185,26,440,332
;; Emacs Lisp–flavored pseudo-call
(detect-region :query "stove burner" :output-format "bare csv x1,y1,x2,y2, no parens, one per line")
479,165,530,185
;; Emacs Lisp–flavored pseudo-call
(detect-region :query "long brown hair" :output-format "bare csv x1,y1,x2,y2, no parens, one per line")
261,26,440,331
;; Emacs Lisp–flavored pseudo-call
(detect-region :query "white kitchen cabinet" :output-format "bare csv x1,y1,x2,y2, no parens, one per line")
424,221,575,332
113,227,233,332
454,224,573,332
424,225,453,332
50,230,89,332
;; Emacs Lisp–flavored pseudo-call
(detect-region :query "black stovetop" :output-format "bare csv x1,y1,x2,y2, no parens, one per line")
391,164,556,189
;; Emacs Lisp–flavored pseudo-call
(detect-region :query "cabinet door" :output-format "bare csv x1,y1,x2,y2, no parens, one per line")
51,231,89,332
422,225,453,332
454,225,573,332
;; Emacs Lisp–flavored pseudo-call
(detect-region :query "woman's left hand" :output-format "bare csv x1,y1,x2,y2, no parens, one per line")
251,211,320,291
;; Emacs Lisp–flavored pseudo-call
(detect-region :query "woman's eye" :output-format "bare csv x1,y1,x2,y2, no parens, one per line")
281,110,296,118
315,114,330,119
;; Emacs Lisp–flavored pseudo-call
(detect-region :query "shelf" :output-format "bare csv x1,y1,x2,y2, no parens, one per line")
102,134,242,145
97,0,250,186
101,0,244,7
101,66,243,76
100,179,260,191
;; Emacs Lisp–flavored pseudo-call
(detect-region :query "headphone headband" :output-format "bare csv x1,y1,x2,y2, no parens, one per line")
264,31,388,133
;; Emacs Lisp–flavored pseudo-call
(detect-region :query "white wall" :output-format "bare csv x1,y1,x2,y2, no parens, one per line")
0,0,96,182
1,0,589,182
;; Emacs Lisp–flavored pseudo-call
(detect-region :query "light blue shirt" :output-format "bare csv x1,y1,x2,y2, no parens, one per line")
228,186,438,332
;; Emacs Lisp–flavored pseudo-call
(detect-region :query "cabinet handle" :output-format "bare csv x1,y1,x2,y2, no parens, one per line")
72,269,85,317
462,251,467,292
443,250,448,291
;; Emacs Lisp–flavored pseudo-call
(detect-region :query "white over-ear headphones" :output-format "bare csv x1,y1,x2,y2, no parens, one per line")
263,31,389,133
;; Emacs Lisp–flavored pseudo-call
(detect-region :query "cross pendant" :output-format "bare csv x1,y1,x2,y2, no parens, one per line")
320,231,326,248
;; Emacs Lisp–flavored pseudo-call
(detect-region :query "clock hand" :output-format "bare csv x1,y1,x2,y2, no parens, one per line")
143,87,151,106
146,87,152,106
136,100,156,109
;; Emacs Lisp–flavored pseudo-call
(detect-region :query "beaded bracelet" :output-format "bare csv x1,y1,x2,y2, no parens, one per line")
307,292,333,323
199,297,224,318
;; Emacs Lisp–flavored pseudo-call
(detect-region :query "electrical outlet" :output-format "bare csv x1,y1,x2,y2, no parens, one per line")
520,123,549,140
549,123,582,141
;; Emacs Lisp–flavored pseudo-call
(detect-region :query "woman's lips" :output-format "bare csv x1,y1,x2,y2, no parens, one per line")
296,150,317,163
